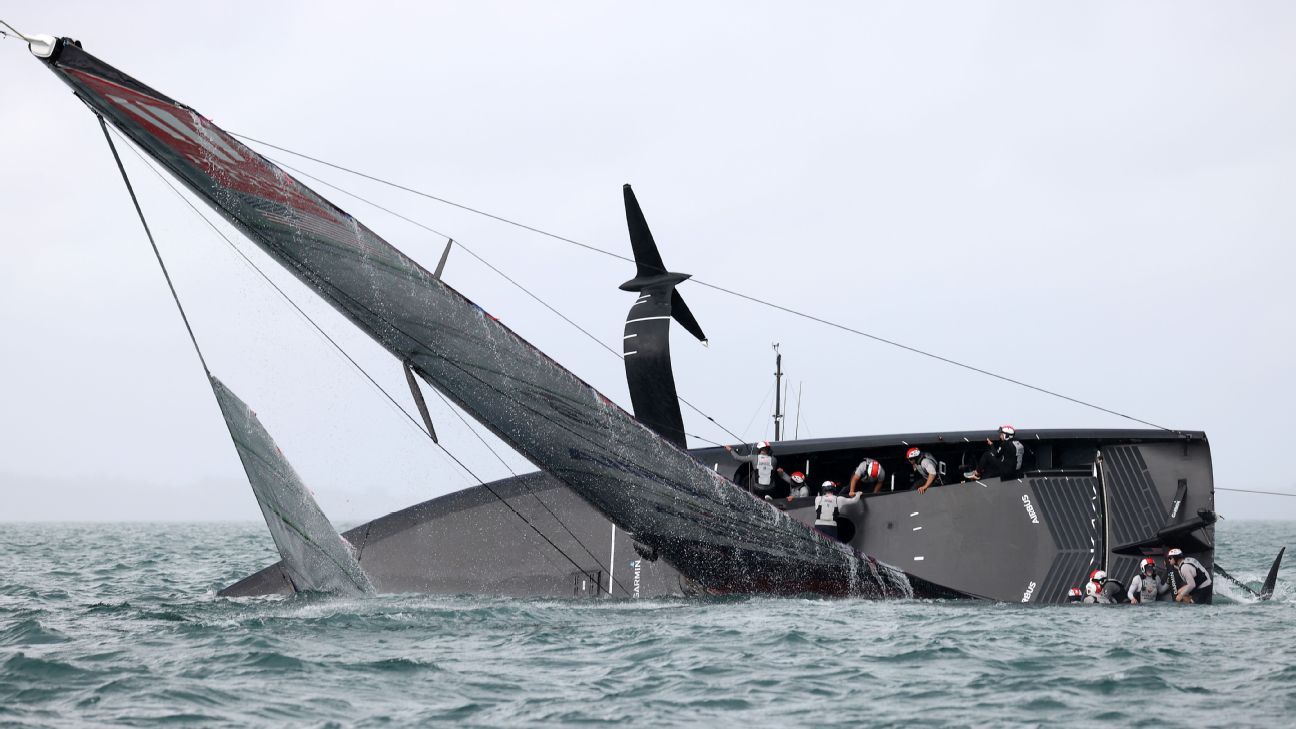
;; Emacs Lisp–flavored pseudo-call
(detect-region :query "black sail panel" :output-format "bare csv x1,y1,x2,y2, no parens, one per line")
41,41,911,598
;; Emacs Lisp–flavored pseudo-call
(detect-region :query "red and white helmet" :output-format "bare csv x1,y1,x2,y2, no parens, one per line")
860,460,881,480
906,448,922,460
1085,581,1101,597
821,480,838,492
1167,548,1184,559
1140,557,1156,572
1090,569,1107,583
1068,587,1083,599
999,425,1016,438
756,440,771,451
790,471,806,484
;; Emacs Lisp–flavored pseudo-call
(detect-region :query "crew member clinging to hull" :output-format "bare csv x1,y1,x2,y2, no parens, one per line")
964,425,1025,480
906,448,941,494
725,441,777,493
848,457,887,496
814,481,843,541
1167,548,1213,603
777,468,810,500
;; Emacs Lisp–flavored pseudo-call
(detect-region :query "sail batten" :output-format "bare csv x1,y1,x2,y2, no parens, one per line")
43,39,910,597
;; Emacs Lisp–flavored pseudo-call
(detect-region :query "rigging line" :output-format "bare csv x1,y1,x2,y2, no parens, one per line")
113,133,623,590
99,116,210,376
1217,487,1296,499
235,135,1174,433
231,132,635,265
110,129,444,454
266,154,746,446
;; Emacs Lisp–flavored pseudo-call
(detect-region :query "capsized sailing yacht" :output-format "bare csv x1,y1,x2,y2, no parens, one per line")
14,26,1267,603
25,32,914,599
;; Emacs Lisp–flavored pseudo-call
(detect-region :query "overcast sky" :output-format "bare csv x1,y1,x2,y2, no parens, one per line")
3,2,1295,523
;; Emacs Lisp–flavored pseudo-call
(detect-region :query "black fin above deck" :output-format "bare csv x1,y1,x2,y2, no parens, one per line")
619,185,706,448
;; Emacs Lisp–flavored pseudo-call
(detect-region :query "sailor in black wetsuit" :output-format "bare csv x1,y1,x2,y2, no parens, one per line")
1167,548,1213,603
1127,557,1168,604
725,441,777,494
964,425,1025,480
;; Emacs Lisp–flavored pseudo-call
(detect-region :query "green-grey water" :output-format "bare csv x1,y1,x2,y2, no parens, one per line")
1,521,1292,727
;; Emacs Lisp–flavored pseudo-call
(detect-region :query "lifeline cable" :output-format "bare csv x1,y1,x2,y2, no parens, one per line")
234,132,1176,433
111,128,632,596
264,153,746,443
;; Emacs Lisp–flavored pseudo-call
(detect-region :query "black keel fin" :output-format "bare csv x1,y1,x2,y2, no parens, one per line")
1261,547,1285,600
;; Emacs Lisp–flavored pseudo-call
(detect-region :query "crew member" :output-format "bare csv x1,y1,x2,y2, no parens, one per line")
906,448,941,494
1089,568,1127,604
777,468,810,500
1081,580,1108,604
814,481,842,541
1127,557,1168,604
1168,548,1213,603
725,441,777,493
1066,587,1084,603
848,457,887,496
964,425,1026,480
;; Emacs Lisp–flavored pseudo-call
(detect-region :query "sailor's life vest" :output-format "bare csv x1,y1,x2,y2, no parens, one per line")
1101,578,1127,604
1180,557,1212,592
912,453,942,485
815,494,840,526
1009,440,1025,470
756,454,774,487
1132,573,1161,603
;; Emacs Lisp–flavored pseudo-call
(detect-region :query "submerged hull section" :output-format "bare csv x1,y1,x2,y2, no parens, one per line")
44,42,909,599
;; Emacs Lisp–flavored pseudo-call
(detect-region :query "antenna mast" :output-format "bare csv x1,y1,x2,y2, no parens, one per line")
772,343,783,441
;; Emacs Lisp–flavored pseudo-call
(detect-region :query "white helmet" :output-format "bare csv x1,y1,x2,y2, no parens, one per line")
820,480,838,493
756,440,771,451
1085,581,1101,597
1167,548,1184,559
998,425,1016,438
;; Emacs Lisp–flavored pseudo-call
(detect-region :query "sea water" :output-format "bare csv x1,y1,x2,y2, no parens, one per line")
1,521,1292,727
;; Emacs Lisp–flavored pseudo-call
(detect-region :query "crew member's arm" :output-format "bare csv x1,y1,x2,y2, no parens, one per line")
848,472,861,497
1127,579,1140,603
917,471,936,494
724,445,755,464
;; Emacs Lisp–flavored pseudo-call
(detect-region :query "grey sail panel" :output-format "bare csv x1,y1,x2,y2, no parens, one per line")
43,43,909,597
210,376,374,596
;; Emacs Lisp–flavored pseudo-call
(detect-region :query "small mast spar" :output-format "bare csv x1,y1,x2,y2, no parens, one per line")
772,343,784,442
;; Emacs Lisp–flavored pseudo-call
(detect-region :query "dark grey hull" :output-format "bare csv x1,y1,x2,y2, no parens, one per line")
223,428,1214,604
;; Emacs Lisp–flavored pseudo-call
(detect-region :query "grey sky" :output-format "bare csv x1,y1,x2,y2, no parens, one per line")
2,2,1294,523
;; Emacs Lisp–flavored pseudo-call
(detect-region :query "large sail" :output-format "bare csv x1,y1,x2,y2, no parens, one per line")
210,375,374,596
39,40,910,597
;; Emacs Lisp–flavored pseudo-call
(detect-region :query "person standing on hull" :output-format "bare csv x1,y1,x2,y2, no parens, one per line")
1168,548,1213,603
964,425,1026,480
814,481,843,541
725,441,777,493
848,457,887,496
1127,558,1168,604
906,448,941,494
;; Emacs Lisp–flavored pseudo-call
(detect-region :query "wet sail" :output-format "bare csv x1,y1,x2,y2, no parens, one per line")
210,376,374,596
39,40,909,597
